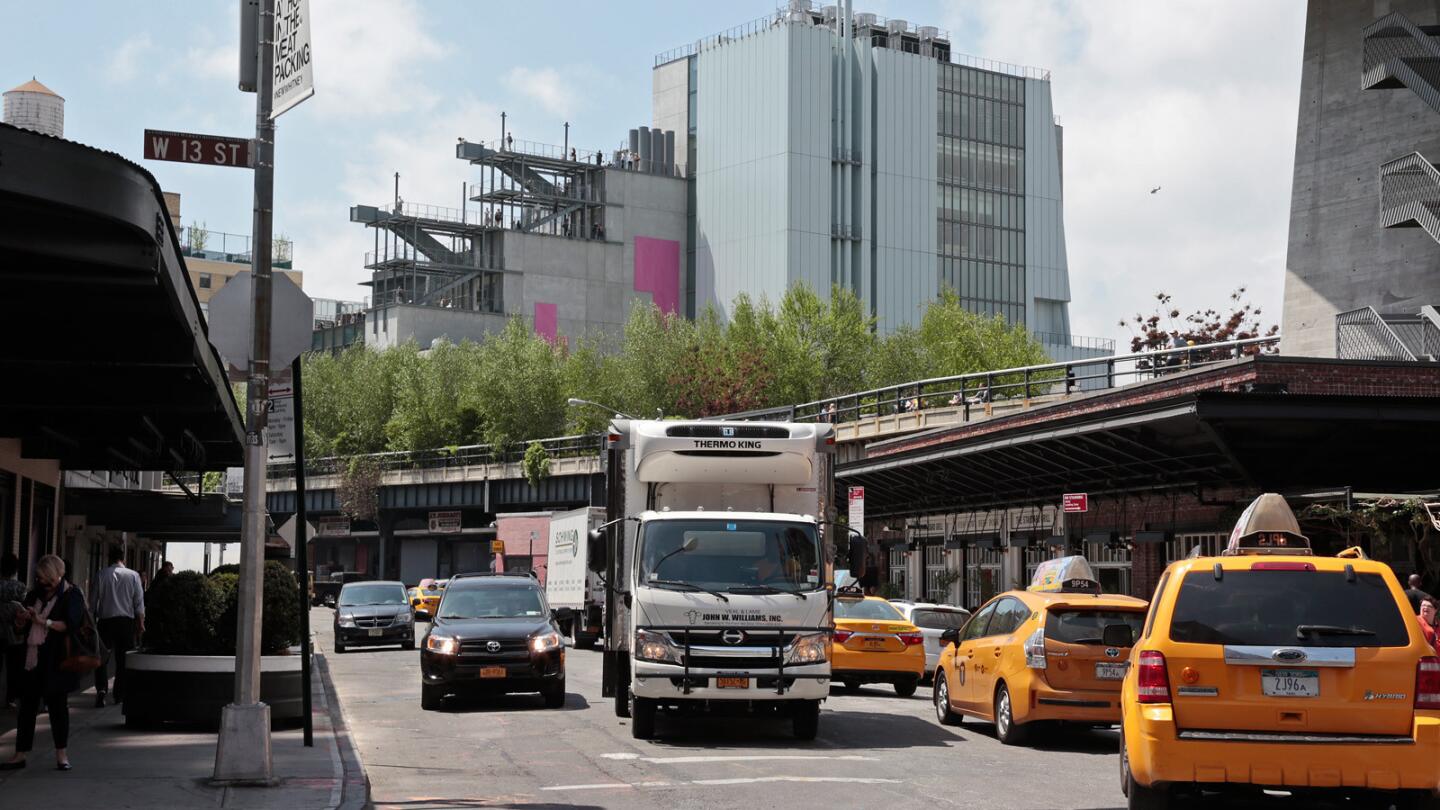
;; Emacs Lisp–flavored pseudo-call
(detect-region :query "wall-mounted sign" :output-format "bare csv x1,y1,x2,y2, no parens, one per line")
1062,493,1089,513
428,511,462,534
848,486,865,531
317,517,351,537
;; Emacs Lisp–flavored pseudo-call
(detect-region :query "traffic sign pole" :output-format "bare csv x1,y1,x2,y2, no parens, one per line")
292,355,313,747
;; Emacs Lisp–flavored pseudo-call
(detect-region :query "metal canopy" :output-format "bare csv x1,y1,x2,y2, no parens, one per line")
837,392,1440,520
0,123,244,469
65,489,243,542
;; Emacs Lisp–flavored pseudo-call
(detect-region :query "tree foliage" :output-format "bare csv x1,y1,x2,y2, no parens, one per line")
297,284,1055,456
1123,287,1279,354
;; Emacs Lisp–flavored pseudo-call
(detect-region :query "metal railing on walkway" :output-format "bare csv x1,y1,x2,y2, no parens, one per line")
265,434,603,480
1336,307,1417,361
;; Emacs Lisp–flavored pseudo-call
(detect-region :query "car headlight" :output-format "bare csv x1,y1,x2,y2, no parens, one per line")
395,610,413,624
531,631,562,653
634,629,682,664
785,632,829,665
338,614,356,627
425,634,458,655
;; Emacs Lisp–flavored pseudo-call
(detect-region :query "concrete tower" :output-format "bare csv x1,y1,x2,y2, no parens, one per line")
4,78,64,138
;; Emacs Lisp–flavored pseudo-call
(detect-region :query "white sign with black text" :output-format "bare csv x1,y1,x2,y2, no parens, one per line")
265,382,295,460
271,0,314,119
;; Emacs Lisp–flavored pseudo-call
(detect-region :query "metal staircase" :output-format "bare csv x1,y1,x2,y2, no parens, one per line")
1380,152,1440,243
1362,12,1440,115
1335,305,1440,360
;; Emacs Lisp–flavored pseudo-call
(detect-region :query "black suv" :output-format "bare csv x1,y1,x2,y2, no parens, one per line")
333,580,415,652
419,573,566,710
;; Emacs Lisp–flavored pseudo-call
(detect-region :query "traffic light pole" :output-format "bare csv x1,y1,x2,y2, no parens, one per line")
215,0,277,784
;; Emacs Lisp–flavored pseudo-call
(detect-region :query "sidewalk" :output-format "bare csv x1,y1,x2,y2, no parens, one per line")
0,654,367,809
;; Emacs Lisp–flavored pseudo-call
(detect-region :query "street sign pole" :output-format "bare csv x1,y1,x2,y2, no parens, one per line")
215,0,277,784
292,355,313,747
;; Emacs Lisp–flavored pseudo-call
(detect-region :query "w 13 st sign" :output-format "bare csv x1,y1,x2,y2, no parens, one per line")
143,130,252,168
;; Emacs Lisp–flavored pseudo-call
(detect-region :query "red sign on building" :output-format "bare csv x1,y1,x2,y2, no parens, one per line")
1062,493,1089,513
143,129,253,168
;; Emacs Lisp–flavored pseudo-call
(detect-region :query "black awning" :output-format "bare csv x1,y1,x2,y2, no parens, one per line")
66,488,244,542
0,123,243,470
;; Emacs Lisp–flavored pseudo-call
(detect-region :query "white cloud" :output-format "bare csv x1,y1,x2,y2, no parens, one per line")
105,34,153,84
942,0,1306,347
504,66,577,116
307,0,450,118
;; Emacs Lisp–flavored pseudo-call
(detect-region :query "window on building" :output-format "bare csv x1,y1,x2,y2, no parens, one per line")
199,273,212,289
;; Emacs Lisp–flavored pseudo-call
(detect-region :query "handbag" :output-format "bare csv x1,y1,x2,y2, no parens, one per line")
60,587,107,674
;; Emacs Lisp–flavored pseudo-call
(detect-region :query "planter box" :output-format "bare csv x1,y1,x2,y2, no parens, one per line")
123,652,305,727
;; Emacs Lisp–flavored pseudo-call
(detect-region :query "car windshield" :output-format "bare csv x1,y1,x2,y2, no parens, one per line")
1046,609,1145,645
638,519,821,593
912,609,970,630
437,586,546,619
835,599,904,621
1168,570,1410,648
338,584,406,606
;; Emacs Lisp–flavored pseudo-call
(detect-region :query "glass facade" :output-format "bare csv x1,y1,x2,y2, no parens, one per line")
937,64,1026,326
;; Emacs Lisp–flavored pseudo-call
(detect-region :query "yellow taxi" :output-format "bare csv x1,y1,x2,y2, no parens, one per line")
1120,493,1440,809
410,579,445,622
932,556,1147,744
832,593,926,696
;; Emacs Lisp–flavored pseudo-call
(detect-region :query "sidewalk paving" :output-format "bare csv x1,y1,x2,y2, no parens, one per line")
0,654,367,809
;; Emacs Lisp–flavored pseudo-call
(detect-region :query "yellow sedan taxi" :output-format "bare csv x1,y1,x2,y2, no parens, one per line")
932,556,1147,744
410,579,445,622
832,593,926,696
1120,494,1440,810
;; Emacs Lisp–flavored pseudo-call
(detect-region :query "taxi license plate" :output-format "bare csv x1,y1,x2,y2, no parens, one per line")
716,677,749,689
1095,662,1127,681
864,638,888,650
367,628,383,637
1261,668,1319,697
479,666,507,679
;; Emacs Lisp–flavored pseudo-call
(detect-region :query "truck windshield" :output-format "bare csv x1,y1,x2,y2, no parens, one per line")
639,519,821,593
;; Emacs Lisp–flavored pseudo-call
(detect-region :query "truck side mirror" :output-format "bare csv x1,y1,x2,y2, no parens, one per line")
587,528,608,573
1102,623,1135,648
848,535,868,579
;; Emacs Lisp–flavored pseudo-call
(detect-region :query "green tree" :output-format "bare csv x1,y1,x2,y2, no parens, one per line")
302,345,399,456
523,441,551,488
474,317,567,447
385,340,483,451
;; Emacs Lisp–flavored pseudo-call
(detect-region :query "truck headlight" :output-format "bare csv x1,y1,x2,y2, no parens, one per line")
785,632,829,665
531,631,562,653
425,634,458,655
338,614,356,627
635,629,682,664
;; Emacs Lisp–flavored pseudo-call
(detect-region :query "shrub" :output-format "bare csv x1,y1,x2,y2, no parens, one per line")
208,563,240,577
211,562,302,655
144,572,224,655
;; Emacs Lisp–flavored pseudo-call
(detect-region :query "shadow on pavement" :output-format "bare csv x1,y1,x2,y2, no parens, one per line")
951,719,1120,755
372,802,604,810
643,708,963,749
435,692,592,714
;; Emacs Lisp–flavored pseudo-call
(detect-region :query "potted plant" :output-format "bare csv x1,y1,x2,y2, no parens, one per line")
123,562,305,727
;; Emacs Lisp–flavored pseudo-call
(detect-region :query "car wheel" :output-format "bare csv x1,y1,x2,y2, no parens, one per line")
1393,794,1440,810
420,683,443,711
841,680,860,693
542,678,566,709
614,682,632,718
630,696,657,740
894,678,918,698
402,639,415,651
993,683,1028,745
1120,728,1169,809
792,700,820,741
933,673,962,726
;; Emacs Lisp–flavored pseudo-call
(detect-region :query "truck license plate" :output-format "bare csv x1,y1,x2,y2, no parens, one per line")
479,666,507,679
367,628,383,637
1095,662,1127,680
716,677,749,689
1261,669,1319,697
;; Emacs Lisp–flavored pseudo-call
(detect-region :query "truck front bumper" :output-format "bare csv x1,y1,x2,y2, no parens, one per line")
632,661,830,701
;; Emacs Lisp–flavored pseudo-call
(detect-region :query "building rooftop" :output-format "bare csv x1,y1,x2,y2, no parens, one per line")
7,77,61,98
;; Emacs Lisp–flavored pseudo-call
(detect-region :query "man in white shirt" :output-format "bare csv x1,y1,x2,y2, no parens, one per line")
90,547,145,708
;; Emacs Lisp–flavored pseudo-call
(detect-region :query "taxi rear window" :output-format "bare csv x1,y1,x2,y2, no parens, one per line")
1045,609,1145,645
912,609,969,630
1167,570,1410,648
835,599,904,621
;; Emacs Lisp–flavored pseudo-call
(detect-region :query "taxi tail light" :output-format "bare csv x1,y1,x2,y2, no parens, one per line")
1416,657,1440,710
1136,650,1171,704
898,632,924,646
833,630,853,643
1024,627,1047,669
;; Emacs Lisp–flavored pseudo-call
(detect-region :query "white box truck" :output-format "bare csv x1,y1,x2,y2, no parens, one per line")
545,506,605,648
589,419,867,741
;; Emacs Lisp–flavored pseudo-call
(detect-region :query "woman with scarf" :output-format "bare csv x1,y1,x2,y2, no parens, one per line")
1,554,83,771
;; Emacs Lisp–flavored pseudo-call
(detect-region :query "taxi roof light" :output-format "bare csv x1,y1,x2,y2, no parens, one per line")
1223,493,1313,557
1027,556,1103,594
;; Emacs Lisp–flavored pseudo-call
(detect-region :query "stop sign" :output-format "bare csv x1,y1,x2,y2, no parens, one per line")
207,271,314,372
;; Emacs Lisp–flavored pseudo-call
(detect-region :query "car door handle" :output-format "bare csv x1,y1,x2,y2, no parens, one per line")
992,649,1002,657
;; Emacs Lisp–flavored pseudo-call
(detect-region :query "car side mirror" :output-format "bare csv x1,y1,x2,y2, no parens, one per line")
848,535,868,578
587,528,608,573
1102,623,1135,648
940,628,960,646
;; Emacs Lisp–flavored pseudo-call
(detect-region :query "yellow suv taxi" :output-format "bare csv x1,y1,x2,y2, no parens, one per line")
410,579,446,622
932,556,1147,744
1120,493,1440,809
832,594,926,696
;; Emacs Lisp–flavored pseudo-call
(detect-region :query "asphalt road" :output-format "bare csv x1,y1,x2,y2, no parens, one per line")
314,609,1392,810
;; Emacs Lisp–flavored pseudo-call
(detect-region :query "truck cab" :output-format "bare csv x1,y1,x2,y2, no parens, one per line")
591,419,866,741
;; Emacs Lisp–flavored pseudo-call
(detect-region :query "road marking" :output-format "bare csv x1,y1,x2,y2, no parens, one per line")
541,783,635,792
597,753,877,764
543,775,902,792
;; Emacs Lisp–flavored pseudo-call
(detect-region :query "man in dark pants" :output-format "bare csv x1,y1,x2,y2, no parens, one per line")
89,546,145,707
0,553,26,708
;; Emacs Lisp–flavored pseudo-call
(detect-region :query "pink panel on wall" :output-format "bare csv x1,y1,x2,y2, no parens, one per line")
533,301,558,343
634,236,680,315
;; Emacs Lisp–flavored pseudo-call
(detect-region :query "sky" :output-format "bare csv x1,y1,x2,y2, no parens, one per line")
5,0,1306,347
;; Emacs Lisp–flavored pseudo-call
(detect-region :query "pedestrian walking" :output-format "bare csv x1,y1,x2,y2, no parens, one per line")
0,552,26,708
2,554,84,771
90,546,144,707
506,133,514,152
1406,574,1432,615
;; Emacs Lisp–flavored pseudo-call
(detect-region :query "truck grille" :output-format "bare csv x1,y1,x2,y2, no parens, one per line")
685,654,783,670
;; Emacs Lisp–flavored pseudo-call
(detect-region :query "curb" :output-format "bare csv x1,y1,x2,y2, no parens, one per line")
313,652,370,810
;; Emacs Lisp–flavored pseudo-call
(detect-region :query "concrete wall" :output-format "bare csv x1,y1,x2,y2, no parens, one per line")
871,45,938,330
364,304,510,350
1283,0,1440,356
652,58,691,176
1023,78,1072,337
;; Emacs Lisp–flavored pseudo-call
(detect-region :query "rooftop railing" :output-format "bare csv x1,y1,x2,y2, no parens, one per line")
178,225,293,268
266,433,603,480
1033,332,1115,352
463,137,600,165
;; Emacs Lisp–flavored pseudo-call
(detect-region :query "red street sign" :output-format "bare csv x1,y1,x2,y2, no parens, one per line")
1062,493,1089,513
143,129,252,168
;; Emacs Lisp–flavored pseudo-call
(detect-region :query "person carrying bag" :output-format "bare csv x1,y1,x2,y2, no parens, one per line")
1,554,86,772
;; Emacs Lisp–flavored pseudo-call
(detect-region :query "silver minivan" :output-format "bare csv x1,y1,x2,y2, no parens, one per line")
889,601,971,678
